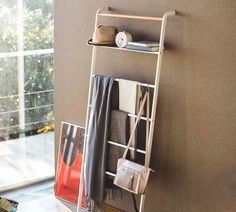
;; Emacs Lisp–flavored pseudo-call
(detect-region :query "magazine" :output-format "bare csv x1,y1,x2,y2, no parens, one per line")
55,121,86,208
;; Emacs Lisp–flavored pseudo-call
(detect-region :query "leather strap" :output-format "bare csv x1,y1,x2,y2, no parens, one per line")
122,89,150,167
145,91,150,166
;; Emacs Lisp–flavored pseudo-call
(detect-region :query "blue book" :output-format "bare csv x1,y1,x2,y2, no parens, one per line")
126,44,159,52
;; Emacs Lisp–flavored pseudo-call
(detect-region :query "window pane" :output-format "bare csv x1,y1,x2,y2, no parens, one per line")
0,57,18,97
0,115,19,141
0,0,54,190
0,0,17,52
24,106,53,133
0,57,19,139
0,100,19,139
24,0,53,50
0,96,19,113
24,53,54,133
25,91,53,109
24,54,54,92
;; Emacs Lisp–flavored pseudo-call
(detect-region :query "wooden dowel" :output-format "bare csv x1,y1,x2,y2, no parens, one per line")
98,12,163,21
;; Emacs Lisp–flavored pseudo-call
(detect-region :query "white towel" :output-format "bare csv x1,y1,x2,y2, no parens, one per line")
119,79,142,159
119,79,138,113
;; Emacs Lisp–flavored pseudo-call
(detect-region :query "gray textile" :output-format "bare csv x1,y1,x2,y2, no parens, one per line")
85,75,114,202
109,110,128,145
107,110,129,173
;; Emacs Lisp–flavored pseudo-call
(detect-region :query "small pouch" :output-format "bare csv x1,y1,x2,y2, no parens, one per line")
114,158,151,194
116,166,135,190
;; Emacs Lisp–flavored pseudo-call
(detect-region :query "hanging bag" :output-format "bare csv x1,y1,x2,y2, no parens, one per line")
114,90,152,194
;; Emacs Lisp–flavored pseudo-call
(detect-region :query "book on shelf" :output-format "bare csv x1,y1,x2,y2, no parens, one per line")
126,44,159,52
127,41,159,47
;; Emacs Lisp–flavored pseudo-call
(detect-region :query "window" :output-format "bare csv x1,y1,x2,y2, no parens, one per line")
0,0,54,139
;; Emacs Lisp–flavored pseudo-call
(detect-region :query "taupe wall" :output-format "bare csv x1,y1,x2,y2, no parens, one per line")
54,1,236,211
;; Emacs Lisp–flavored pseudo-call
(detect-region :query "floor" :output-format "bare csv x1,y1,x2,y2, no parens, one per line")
0,132,54,192
1,180,77,212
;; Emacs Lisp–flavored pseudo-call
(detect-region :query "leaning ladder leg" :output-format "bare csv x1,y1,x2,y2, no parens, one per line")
77,9,102,212
139,11,175,212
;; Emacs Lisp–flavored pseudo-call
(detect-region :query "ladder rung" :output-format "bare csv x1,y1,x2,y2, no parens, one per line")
128,113,152,122
99,12,163,22
108,140,146,154
91,75,155,88
88,105,152,122
84,139,146,154
114,79,155,88
106,171,116,177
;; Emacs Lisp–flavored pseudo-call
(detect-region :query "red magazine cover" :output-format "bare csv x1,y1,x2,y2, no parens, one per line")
55,121,86,208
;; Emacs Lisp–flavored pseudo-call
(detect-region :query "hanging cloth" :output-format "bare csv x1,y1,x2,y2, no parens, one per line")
105,109,129,200
85,75,114,203
107,110,129,173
